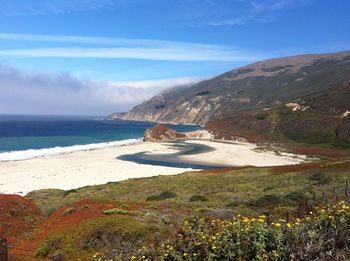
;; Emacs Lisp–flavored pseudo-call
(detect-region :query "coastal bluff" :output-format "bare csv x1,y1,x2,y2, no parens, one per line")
143,123,186,142
144,123,213,142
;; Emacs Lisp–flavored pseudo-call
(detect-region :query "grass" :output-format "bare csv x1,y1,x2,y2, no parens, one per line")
27,158,350,218
35,216,163,260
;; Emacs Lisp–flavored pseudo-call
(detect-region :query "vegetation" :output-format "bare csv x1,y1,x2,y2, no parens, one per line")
189,195,208,202
102,208,133,216
146,191,177,201
35,216,163,260
15,158,350,260
92,201,350,260
62,207,76,216
27,159,350,217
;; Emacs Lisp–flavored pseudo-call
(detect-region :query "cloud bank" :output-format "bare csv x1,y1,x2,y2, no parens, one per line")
0,65,202,115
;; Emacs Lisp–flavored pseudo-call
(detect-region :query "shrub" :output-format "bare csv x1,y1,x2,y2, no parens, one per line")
146,191,177,201
35,233,66,257
46,207,57,217
256,113,268,120
63,189,78,197
309,173,332,185
63,207,76,216
119,204,129,210
102,208,132,216
189,195,208,202
226,201,239,208
248,194,284,207
284,191,306,202
36,216,162,260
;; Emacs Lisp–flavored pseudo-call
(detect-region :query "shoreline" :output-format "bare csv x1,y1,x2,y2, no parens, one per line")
0,139,308,195
0,138,144,162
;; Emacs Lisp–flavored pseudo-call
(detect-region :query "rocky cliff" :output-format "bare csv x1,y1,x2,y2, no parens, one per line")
144,124,186,142
111,50,350,126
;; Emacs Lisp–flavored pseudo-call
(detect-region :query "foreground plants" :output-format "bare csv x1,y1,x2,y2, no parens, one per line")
128,201,350,260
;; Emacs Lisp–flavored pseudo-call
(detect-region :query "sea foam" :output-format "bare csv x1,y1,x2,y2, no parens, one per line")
0,138,143,162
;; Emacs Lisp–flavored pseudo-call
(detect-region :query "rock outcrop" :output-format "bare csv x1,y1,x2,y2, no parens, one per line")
144,124,186,142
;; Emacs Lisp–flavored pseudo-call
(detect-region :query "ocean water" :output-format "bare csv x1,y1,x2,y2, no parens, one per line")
0,115,199,161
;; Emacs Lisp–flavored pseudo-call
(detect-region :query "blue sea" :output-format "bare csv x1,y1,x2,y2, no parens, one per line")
0,115,199,161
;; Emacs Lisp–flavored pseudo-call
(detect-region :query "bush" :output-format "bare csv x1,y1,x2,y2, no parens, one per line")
36,216,162,260
309,173,332,185
63,207,76,216
284,191,306,202
248,194,284,207
189,195,208,202
226,201,239,208
102,208,133,216
146,191,177,201
63,189,78,197
256,113,268,120
35,233,66,257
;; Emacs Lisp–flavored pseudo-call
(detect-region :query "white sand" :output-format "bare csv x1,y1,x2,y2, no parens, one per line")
0,140,306,195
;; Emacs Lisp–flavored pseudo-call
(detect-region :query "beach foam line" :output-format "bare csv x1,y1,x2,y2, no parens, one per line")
0,138,144,162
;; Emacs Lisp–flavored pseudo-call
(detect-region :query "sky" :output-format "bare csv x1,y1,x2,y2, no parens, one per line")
0,0,349,115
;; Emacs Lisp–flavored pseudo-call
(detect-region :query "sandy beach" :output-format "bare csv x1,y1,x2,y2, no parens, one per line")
0,140,307,195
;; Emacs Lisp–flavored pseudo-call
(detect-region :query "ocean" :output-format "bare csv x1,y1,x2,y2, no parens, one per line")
0,115,199,161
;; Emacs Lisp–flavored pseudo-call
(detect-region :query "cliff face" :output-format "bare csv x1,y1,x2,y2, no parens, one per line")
111,51,350,126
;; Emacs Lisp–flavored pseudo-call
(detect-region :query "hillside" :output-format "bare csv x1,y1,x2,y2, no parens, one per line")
111,51,350,127
205,80,350,146
3,158,349,260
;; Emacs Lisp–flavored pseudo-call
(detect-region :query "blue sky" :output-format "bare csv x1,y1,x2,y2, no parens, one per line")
0,0,349,115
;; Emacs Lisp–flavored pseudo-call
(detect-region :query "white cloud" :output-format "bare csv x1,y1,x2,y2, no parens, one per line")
191,0,299,27
0,47,260,62
0,0,118,17
0,33,263,62
0,65,202,115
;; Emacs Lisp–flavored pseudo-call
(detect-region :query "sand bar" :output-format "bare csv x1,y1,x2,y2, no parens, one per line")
0,140,307,195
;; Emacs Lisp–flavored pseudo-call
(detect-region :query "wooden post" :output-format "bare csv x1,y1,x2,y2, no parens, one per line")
313,192,316,203
0,238,8,261
304,198,308,214
285,211,290,223
297,201,302,218
345,181,348,199
322,191,325,202
53,254,62,261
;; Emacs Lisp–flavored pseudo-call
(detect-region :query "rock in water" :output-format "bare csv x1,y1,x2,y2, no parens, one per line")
144,124,186,142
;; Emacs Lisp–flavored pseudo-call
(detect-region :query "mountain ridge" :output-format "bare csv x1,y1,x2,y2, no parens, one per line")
110,50,350,127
